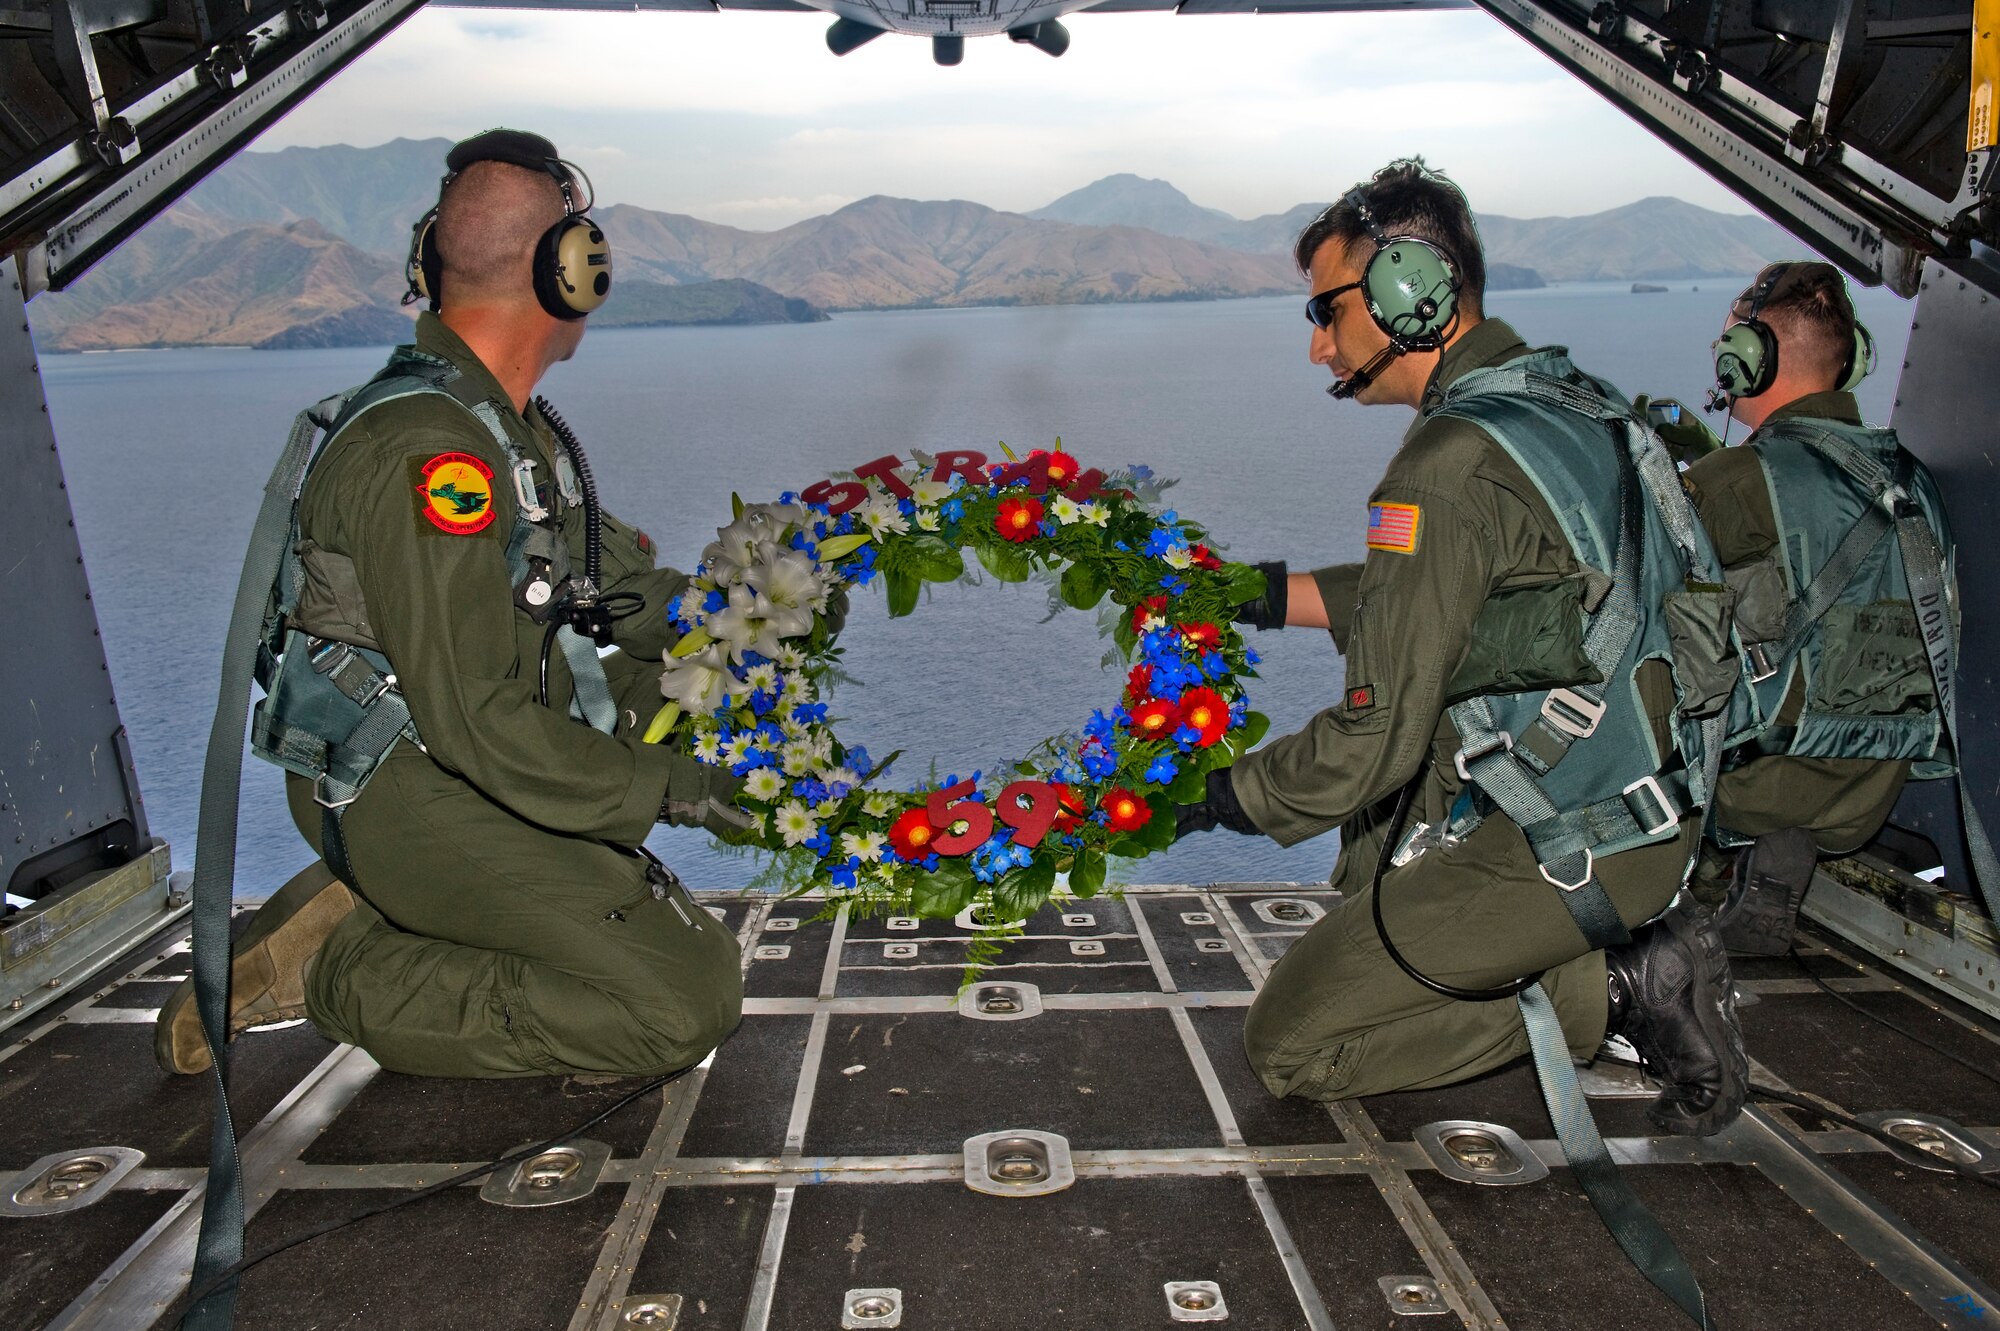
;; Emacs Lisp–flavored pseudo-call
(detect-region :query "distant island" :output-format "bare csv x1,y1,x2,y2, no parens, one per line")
1631,282,1670,293
27,140,1809,353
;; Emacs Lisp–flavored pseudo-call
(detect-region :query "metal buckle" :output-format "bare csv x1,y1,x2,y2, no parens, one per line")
1621,774,1680,836
1745,642,1779,683
1453,732,1514,782
312,776,360,810
354,672,396,709
1540,688,1605,739
1539,848,1595,892
1390,821,1432,868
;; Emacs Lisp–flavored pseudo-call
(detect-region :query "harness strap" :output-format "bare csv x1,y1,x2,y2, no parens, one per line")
1893,504,2000,922
183,392,351,1330
1518,984,1713,1328
556,624,618,732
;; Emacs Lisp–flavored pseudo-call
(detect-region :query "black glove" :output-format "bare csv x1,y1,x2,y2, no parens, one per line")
1175,767,1263,839
1231,561,1289,631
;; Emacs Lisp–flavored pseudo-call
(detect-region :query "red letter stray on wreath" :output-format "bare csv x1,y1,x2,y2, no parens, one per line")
801,477,869,515
852,454,914,500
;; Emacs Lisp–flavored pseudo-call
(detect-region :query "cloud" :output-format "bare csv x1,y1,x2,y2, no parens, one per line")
257,8,1751,226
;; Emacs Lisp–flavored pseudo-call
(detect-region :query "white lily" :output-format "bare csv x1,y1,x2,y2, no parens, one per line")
659,642,751,716
745,549,824,639
705,583,786,664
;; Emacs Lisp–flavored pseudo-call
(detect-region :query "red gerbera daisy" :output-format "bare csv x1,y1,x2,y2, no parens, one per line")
888,808,938,859
1050,783,1088,834
995,496,1044,543
1130,595,1171,634
1126,664,1153,700
1042,450,1079,488
1178,686,1230,748
1178,622,1221,651
1128,698,1178,740
1189,543,1224,570
1102,787,1153,833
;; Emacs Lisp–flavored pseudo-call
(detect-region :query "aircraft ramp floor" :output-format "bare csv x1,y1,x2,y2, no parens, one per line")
3,880,1997,1330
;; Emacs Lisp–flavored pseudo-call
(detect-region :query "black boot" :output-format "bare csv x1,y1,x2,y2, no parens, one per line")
1605,899,1749,1137
1712,827,1817,956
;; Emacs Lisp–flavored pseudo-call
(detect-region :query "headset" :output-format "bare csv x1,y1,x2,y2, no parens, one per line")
404,129,612,322
1313,185,1464,400
1705,261,1874,412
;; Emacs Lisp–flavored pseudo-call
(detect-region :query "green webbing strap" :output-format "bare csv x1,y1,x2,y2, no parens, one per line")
183,392,349,1329
556,624,618,733
1518,983,1712,1328
1894,510,2000,923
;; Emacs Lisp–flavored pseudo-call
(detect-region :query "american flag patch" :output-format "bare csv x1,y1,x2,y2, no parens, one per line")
1367,502,1421,553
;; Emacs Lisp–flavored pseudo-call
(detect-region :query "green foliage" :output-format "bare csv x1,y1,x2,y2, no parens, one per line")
884,568,921,619
977,541,1033,583
993,856,1058,921
1060,559,1109,611
1068,852,1107,899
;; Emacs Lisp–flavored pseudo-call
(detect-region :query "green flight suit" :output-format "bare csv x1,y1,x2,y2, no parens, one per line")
284,313,743,1078
1232,320,1697,1103
1682,392,1914,902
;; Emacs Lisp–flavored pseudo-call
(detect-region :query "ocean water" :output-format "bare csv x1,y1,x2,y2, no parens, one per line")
39,280,1914,895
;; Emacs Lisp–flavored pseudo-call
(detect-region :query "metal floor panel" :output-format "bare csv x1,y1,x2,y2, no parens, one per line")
0,882,1994,1330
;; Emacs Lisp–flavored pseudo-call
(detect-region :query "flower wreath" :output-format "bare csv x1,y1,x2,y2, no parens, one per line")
643,444,1271,923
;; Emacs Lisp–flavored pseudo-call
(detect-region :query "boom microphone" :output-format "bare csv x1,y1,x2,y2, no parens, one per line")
1326,343,1403,400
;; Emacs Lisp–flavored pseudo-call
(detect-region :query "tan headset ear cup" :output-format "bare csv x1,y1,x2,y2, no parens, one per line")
407,211,441,309
1840,322,1875,392
534,216,611,319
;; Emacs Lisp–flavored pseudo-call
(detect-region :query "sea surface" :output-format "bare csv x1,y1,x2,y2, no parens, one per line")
39,280,1914,895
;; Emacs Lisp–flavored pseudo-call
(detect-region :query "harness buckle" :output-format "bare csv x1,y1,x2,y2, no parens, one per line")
312,776,360,810
1539,848,1595,892
1621,773,1680,837
1453,732,1514,783
1539,688,1605,739
1745,642,1779,683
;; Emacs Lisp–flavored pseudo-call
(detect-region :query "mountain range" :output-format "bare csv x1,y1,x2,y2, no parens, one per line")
29,140,1807,352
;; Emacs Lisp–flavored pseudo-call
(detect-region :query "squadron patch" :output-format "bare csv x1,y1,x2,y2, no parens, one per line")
1347,684,1377,713
1366,501,1421,554
412,452,497,535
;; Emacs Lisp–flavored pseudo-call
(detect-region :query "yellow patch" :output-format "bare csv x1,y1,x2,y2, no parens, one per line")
414,452,496,535
1366,501,1421,554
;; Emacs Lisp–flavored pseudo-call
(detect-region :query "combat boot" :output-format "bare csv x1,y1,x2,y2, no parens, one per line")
1712,827,1817,956
1604,899,1749,1137
154,861,354,1075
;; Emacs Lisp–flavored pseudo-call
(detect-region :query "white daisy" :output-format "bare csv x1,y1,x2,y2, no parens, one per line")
781,739,819,776
841,830,887,863
692,733,722,764
774,800,818,848
1081,501,1111,526
863,791,901,818
742,768,786,801
915,509,941,532
1163,546,1194,570
1050,494,1083,525
910,478,954,506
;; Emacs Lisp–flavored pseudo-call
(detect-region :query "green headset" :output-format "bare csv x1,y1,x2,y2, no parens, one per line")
1707,262,1874,409
404,129,612,322
1319,186,1463,399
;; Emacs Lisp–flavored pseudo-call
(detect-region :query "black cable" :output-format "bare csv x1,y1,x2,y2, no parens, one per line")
169,1063,693,1324
534,396,601,589
538,616,562,708
1370,775,1542,1002
1788,946,2000,1092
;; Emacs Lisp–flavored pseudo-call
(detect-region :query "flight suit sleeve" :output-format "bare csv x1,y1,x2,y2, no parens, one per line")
1684,447,1778,567
592,506,692,662
320,409,681,846
1308,563,1364,652
1230,438,1500,847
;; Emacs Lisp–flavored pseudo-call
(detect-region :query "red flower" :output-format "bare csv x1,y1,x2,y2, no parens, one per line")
1178,687,1230,748
995,496,1044,543
1125,664,1153,701
1179,622,1221,651
1130,596,1170,633
1102,788,1153,833
1050,783,1087,834
888,809,938,859
1128,698,1178,740
1189,543,1223,570
1041,450,1079,489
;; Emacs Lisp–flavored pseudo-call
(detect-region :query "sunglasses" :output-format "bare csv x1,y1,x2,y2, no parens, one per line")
1305,281,1363,330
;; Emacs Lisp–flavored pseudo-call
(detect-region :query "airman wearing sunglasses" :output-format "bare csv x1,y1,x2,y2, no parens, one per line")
1180,160,1748,1137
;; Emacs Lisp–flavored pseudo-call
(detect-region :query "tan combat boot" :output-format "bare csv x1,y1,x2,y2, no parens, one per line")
154,861,355,1075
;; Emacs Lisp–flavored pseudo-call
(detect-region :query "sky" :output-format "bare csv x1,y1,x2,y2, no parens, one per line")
255,7,1750,231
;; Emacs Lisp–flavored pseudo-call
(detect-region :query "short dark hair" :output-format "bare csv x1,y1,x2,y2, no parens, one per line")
1738,261,1856,382
1293,158,1486,310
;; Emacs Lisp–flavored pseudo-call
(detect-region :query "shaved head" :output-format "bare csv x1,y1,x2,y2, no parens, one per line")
1734,262,1856,387
435,160,567,308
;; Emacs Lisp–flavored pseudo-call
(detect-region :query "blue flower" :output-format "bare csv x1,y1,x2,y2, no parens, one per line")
899,497,917,516
748,689,776,717
835,512,858,535
1039,519,1059,537
1144,754,1179,785
1172,724,1201,752
1199,651,1227,679
793,702,829,724
754,721,785,746
731,749,774,776
941,497,965,523
792,778,829,802
1084,710,1116,741
1162,575,1190,595
1143,527,1185,558
804,829,833,856
830,858,859,890
780,490,801,505
1082,750,1118,779
1244,647,1262,667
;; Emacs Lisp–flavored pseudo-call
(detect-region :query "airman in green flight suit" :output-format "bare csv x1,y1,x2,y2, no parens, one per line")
1184,161,1748,1136
1682,261,1953,954
157,131,745,1078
